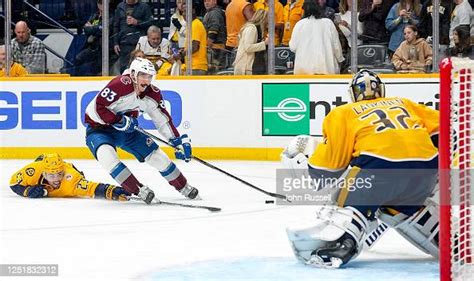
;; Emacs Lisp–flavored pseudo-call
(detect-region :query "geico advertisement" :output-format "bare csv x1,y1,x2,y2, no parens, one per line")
262,81,439,137
0,81,185,146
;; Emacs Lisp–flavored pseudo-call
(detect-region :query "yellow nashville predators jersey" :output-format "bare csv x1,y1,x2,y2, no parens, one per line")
9,160,99,198
309,97,439,171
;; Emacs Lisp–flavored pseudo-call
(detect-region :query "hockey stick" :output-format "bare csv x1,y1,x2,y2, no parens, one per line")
364,222,389,249
135,126,289,201
127,196,221,212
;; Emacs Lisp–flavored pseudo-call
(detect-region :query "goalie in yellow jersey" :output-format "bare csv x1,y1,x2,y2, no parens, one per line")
283,69,440,268
9,153,130,200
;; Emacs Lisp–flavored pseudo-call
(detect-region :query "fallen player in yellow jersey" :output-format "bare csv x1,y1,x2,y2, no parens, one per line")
9,153,130,200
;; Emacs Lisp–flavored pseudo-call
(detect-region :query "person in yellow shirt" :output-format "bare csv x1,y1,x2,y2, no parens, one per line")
0,43,28,77
9,153,130,200
226,0,255,49
187,6,208,74
253,0,285,46
281,0,304,46
284,69,440,268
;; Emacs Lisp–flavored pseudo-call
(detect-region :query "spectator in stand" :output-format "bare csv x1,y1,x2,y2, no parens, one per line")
254,0,285,46
169,0,187,50
75,0,107,76
392,25,432,73
226,0,255,49
136,25,171,68
446,25,474,58
385,0,421,55
233,9,269,75
450,0,474,47
327,0,341,11
418,0,453,45
204,0,227,50
122,49,146,74
289,0,344,74
185,4,208,75
11,21,46,74
281,0,304,46
113,0,153,73
336,0,363,48
204,0,227,71
359,0,396,44
0,43,28,77
317,0,336,20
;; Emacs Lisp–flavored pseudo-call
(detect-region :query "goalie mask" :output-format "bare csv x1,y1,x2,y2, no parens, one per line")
348,69,385,102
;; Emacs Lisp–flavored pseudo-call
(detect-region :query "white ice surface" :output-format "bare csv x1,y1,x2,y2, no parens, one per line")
0,159,439,280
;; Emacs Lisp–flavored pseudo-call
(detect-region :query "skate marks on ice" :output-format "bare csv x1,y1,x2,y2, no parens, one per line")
143,257,439,281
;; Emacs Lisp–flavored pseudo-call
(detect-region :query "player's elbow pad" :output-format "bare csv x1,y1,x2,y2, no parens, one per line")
10,184,28,197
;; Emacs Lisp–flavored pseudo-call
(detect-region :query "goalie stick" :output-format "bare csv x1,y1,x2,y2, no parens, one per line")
128,196,221,212
364,222,389,249
135,126,289,201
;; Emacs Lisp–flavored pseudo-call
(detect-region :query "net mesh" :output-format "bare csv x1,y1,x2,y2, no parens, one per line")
449,57,474,281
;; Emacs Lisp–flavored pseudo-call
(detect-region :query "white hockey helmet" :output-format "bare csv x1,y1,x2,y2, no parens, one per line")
129,57,156,83
348,69,385,102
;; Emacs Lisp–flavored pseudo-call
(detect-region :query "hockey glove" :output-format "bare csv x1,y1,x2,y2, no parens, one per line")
172,18,182,30
106,185,131,201
169,134,192,162
95,184,131,201
25,185,48,198
113,115,138,133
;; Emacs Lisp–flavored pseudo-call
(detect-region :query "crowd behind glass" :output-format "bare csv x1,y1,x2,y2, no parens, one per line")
1,0,473,77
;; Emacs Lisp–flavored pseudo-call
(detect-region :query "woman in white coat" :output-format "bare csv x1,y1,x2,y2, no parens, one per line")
233,9,269,75
289,0,344,74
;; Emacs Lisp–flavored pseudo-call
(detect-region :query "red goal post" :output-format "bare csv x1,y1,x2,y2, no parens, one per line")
439,57,473,281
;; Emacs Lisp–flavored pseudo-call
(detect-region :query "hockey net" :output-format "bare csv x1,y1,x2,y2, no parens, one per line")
439,57,474,281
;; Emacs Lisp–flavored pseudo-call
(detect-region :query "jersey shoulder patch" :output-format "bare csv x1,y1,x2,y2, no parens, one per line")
25,167,36,177
107,75,134,94
150,84,160,93
120,75,133,85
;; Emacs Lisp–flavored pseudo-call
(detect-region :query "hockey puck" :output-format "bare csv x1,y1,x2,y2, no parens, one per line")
265,200,275,204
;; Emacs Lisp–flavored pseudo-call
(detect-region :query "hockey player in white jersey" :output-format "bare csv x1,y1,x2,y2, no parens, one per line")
84,57,198,204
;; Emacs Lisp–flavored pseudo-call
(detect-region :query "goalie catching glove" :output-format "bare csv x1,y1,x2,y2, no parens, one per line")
281,135,320,178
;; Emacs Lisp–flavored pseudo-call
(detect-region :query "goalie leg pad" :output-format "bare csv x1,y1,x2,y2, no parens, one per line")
286,206,371,268
377,198,439,258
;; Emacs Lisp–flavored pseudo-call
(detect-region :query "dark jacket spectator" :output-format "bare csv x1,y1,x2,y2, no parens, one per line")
418,0,454,45
359,0,396,44
75,0,109,76
204,0,227,49
317,0,336,20
446,25,474,58
113,0,153,72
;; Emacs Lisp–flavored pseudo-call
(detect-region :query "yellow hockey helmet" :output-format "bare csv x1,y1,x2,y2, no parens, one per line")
42,153,65,174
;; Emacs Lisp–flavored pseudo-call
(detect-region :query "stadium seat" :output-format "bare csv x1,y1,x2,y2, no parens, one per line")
274,46,295,74
353,44,394,73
